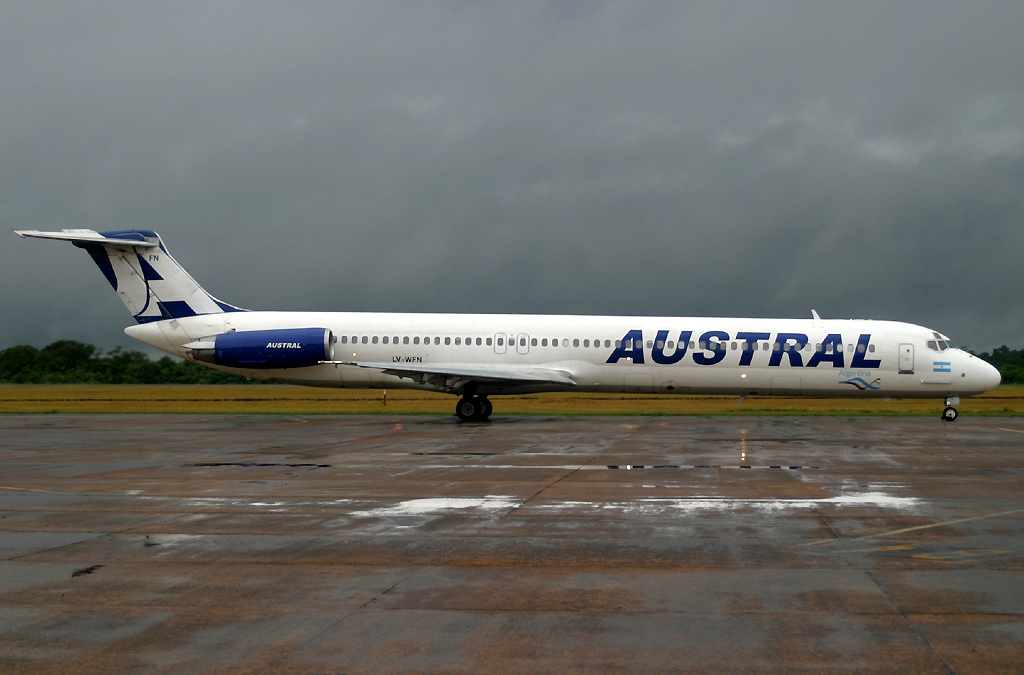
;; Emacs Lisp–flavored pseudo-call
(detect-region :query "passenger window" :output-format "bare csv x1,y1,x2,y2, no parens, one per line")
584,339,590,347
404,336,409,345
646,340,653,348
341,335,348,344
371,336,377,344
476,337,482,346
531,338,537,346
667,341,674,350
413,337,420,345
573,339,580,347
393,336,398,344
520,337,526,347
731,342,737,350
773,342,780,351
869,344,875,353
444,337,450,345
604,340,611,348
382,336,389,344
615,340,621,348
689,341,695,350
494,337,500,346
656,340,664,349
455,337,461,345
432,337,438,345
857,344,865,353
541,338,547,347
699,341,706,350
465,337,471,345
361,336,368,344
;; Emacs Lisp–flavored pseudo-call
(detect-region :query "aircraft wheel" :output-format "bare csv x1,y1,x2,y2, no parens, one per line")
456,397,478,421
479,397,493,420
942,406,958,422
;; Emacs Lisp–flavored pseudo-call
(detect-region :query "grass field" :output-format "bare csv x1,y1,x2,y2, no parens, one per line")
0,384,1022,416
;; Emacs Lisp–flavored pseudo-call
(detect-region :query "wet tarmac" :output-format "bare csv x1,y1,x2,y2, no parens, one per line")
1,413,1023,674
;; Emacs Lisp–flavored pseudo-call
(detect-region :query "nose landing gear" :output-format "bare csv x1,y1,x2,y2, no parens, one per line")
942,396,959,422
456,396,493,421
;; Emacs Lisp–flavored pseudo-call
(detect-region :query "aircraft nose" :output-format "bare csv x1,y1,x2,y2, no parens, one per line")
985,362,1002,391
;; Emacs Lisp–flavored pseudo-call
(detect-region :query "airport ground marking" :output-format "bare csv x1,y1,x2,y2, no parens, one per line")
0,485,57,493
803,508,1024,547
997,427,1024,433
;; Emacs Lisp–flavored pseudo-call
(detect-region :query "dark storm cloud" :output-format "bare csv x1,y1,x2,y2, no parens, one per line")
2,2,1022,352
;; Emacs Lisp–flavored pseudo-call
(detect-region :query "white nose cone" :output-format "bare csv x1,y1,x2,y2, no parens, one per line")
985,362,1002,391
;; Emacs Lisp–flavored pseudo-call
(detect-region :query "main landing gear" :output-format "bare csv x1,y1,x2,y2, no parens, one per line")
942,396,960,422
456,396,493,421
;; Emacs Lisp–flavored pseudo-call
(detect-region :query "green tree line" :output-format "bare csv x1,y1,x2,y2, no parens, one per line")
0,341,251,384
971,346,1024,385
0,340,1021,385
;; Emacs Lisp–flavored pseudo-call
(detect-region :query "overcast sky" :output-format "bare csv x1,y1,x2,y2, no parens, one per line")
2,2,1022,353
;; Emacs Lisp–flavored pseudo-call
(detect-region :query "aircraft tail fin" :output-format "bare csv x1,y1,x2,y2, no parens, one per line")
15,229,244,323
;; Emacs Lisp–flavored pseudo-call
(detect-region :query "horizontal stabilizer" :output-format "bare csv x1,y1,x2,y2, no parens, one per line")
15,229,159,248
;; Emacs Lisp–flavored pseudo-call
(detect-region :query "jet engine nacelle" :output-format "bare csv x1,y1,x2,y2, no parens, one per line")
187,328,335,369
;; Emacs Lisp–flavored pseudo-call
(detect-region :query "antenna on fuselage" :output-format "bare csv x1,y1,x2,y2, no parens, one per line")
811,309,821,320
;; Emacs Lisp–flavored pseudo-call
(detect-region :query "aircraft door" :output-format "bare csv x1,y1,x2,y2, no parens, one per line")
494,333,507,354
516,333,530,355
898,343,914,374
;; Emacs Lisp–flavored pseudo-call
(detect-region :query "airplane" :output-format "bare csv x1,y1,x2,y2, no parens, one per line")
15,228,1001,421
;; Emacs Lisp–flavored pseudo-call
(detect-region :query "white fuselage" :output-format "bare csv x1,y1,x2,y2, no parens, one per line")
126,311,1000,399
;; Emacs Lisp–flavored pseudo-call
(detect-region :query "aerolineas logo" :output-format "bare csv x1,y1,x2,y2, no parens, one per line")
266,342,302,349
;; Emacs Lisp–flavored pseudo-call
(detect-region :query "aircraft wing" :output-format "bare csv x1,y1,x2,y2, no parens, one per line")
340,361,577,389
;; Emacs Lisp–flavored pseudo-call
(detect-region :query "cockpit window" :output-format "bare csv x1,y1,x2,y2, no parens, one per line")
927,340,939,351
